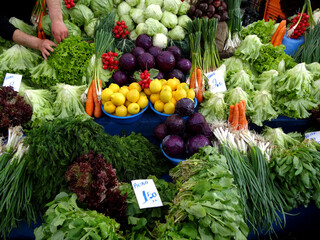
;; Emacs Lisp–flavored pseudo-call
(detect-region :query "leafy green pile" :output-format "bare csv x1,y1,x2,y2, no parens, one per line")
119,175,177,239
199,92,227,124
240,19,276,44
23,117,170,212
155,146,249,240
47,35,95,86
34,192,125,240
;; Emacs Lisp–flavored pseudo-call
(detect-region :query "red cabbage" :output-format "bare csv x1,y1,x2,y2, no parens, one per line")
156,51,176,73
154,123,167,141
186,112,207,135
119,53,137,72
137,52,155,70
148,46,162,58
166,69,185,81
112,70,128,86
162,135,185,158
136,34,152,51
167,46,181,61
165,114,186,135
176,58,192,74
186,134,211,157
132,47,145,59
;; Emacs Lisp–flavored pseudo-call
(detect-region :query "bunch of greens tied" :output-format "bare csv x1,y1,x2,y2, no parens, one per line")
155,146,249,240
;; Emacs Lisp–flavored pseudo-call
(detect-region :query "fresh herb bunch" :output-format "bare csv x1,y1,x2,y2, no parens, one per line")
48,35,95,85
0,126,36,239
119,175,177,239
0,86,33,137
156,146,249,239
65,150,128,227
34,192,125,240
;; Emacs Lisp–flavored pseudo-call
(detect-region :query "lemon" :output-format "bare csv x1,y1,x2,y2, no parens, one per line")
126,89,140,103
103,101,116,114
109,83,120,92
162,85,172,91
119,86,129,97
101,88,114,101
137,95,149,109
173,77,180,85
101,99,106,105
163,101,175,114
149,79,162,93
128,82,142,92
177,82,189,92
140,91,146,97
167,78,179,91
128,102,140,115
150,93,160,104
187,88,196,100
144,88,152,96
125,100,132,108
115,105,127,117
174,88,187,101
154,100,165,112
160,79,167,86
160,89,172,103
170,97,177,105
111,92,126,106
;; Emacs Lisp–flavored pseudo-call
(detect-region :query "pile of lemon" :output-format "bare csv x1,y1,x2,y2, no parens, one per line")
101,82,149,117
145,78,195,115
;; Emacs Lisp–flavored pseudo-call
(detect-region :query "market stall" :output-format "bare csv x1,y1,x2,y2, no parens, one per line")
1,0,320,239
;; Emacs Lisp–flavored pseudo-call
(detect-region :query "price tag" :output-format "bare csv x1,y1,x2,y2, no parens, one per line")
305,131,320,143
205,65,227,93
131,179,163,209
3,73,22,92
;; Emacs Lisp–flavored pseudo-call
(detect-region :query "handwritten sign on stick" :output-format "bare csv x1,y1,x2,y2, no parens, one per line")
131,179,163,209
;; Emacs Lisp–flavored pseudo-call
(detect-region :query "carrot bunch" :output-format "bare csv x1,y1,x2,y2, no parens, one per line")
270,20,287,47
190,67,204,103
32,0,47,39
228,99,248,131
85,79,102,118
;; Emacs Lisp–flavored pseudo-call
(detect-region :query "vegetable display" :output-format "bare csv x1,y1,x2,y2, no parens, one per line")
187,0,229,21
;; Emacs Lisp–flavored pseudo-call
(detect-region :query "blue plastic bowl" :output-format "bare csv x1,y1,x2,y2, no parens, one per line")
101,102,149,124
160,143,185,165
282,33,305,56
150,98,197,121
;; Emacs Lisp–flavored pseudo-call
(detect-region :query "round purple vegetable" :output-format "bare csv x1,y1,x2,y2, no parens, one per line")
175,98,195,117
162,135,185,158
132,47,145,59
154,123,167,141
112,70,128,86
148,46,162,58
136,34,153,51
186,134,211,157
137,52,155,71
176,58,192,74
166,69,185,81
156,51,176,73
167,46,181,61
186,112,207,135
165,114,186,135
155,71,165,80
118,53,137,72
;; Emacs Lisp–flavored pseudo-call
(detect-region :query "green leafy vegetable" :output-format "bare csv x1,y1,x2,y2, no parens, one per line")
234,34,262,62
51,83,88,119
9,17,37,36
253,70,278,92
199,92,227,123
34,192,125,239
48,35,95,86
240,19,275,44
249,90,278,126
29,59,58,89
226,70,255,92
69,3,94,27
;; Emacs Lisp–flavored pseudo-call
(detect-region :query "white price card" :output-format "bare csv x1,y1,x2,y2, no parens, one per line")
3,73,22,92
131,179,163,209
305,131,320,143
205,65,227,93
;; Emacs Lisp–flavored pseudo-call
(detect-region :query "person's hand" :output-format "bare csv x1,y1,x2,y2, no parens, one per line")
51,20,69,43
38,39,57,60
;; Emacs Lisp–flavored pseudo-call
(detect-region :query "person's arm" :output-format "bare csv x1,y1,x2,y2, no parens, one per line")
12,29,57,60
46,0,68,43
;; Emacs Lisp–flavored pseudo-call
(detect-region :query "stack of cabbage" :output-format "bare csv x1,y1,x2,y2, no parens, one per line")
114,0,192,44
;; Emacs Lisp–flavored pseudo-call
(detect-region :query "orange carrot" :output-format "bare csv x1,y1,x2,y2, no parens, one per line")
231,103,239,131
228,105,235,125
271,20,286,44
273,26,286,46
241,99,248,129
189,69,196,90
85,81,95,116
196,67,203,103
93,79,102,118
238,100,246,130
